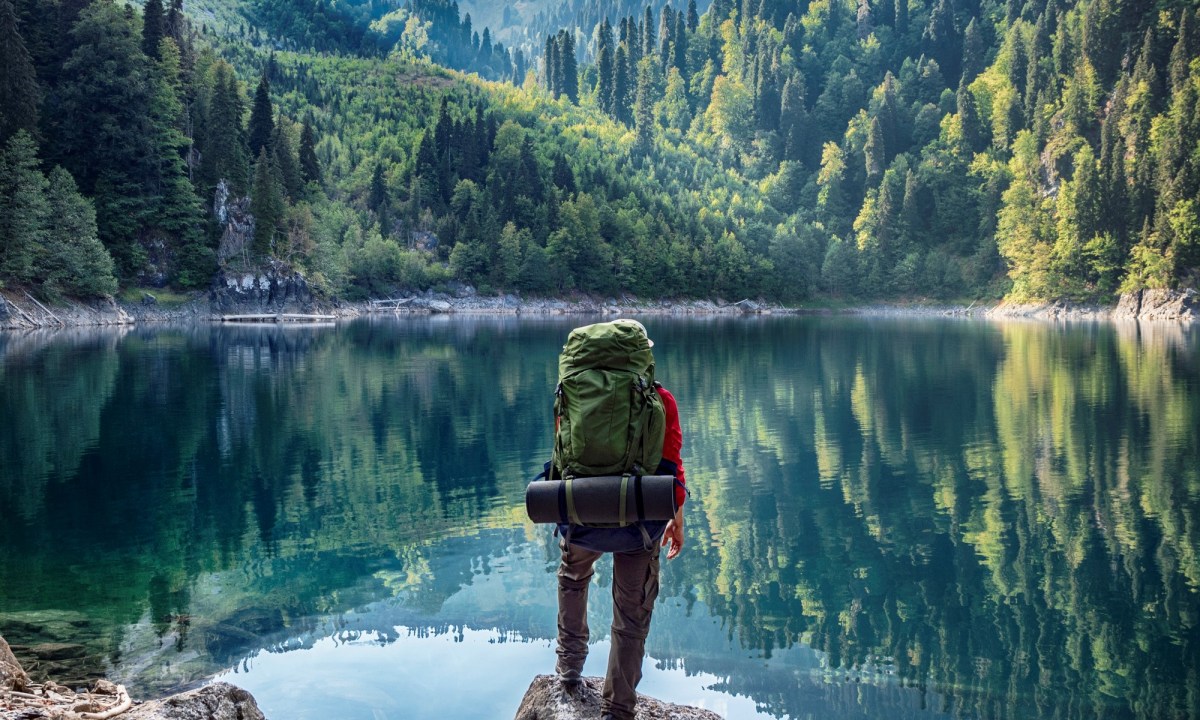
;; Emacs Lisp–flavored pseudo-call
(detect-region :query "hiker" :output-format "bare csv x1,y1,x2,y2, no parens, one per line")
549,319,687,720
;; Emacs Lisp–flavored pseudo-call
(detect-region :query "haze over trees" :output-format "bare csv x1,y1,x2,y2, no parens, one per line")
0,0,1196,303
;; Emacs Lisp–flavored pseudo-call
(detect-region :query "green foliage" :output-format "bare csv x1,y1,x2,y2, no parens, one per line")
42,167,119,297
0,130,47,285
0,0,40,144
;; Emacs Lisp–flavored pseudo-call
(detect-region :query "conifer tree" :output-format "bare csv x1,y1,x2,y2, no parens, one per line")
558,31,578,103
597,23,615,116
0,130,47,284
962,18,985,81
642,7,656,59
0,0,40,144
55,0,160,272
687,0,699,32
544,34,558,96
198,62,250,194
141,0,164,58
248,73,274,159
271,120,302,200
957,78,986,154
299,118,321,186
865,117,885,183
672,12,688,75
613,45,631,123
250,147,285,259
780,72,808,163
42,166,118,297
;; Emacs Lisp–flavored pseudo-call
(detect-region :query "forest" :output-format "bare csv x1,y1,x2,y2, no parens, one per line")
0,0,1197,302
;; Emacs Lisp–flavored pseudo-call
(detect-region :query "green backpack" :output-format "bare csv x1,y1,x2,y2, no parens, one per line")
552,320,666,479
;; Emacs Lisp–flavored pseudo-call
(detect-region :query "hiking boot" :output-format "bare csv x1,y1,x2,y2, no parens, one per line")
558,668,582,693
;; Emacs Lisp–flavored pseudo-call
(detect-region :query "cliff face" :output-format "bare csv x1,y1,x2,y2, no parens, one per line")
1112,289,1199,321
209,264,318,314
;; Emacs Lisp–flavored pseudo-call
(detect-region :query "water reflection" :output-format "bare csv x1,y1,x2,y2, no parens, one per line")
0,317,1197,720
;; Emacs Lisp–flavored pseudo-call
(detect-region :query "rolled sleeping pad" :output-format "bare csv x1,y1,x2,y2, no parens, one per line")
526,475,677,525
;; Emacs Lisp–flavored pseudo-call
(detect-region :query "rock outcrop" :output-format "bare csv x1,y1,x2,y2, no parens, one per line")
514,675,723,720
210,263,316,314
213,180,255,267
122,683,266,720
1113,288,1199,321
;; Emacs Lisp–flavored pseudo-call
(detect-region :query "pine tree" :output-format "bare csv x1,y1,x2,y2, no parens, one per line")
598,48,615,116
42,166,118,296
558,31,578,102
250,147,285,259
957,78,985,154
0,0,40,145
614,45,631,124
865,116,885,182
642,6,656,59
271,120,302,200
923,0,960,82
54,0,160,273
198,62,250,194
635,57,657,148
962,18,985,82
248,73,274,159
544,34,558,96
299,118,321,186
0,130,47,284
687,0,700,32
780,72,808,163
148,37,204,278
659,5,673,66
895,0,908,35
672,12,688,74
368,161,388,214
1169,9,1195,95
141,0,164,59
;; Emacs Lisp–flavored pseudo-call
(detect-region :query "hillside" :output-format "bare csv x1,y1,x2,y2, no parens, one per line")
0,0,1197,305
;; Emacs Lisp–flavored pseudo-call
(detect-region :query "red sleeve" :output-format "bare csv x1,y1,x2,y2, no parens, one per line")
657,386,686,508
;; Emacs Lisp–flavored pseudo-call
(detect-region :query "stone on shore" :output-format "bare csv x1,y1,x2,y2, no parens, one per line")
0,635,30,692
122,682,266,720
514,675,722,720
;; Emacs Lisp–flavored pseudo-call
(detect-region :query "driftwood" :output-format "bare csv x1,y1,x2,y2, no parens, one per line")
23,291,65,326
78,685,132,719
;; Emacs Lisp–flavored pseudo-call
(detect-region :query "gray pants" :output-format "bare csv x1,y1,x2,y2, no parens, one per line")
555,542,661,720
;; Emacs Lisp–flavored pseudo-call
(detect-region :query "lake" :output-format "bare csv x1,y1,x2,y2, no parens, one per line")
1,316,1198,720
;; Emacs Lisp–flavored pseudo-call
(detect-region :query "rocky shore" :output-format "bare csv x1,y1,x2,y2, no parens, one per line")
1,634,264,720
3,272,1199,330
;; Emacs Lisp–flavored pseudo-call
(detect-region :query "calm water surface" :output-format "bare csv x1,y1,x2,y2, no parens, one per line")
1,316,1198,720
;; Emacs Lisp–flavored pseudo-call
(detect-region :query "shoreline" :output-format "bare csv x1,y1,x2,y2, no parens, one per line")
2,287,1196,331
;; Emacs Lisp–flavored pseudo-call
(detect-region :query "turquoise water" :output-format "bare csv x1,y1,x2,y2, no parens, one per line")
1,316,1198,719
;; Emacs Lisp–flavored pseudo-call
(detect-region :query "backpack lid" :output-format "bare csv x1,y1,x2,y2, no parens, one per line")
559,320,654,378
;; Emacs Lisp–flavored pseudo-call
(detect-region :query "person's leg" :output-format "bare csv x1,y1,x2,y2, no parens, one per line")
601,546,660,719
556,542,602,687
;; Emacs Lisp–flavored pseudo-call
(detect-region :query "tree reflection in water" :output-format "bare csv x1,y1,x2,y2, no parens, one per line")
0,317,1196,719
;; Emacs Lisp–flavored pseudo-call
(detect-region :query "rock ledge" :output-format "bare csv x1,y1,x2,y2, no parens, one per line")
514,675,723,720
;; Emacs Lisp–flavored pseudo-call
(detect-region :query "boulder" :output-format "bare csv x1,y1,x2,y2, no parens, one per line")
513,675,722,720
123,682,266,720
1,634,30,692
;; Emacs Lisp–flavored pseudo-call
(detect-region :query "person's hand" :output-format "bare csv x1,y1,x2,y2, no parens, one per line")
662,508,684,560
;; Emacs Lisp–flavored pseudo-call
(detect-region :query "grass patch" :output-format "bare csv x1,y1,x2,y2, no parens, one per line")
117,287,198,307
